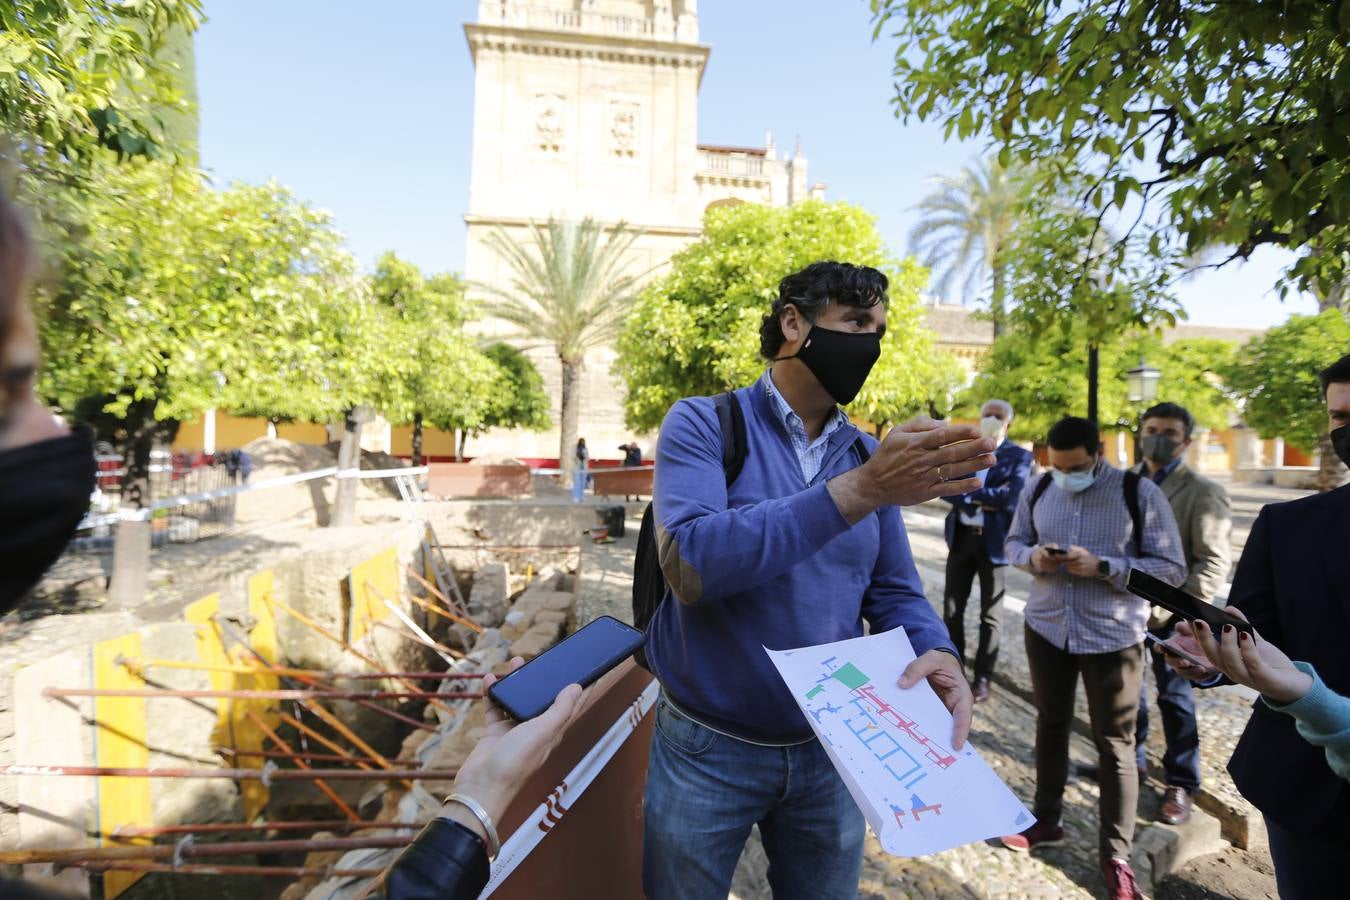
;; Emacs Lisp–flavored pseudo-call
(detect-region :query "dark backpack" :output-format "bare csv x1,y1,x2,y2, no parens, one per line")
1025,468,1143,554
631,391,869,670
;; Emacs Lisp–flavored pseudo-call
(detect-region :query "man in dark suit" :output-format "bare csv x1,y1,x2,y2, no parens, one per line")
943,399,1034,702
1166,354,1350,899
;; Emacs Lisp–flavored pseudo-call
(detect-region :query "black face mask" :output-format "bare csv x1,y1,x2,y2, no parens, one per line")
1332,423,1350,470
774,323,882,406
0,428,96,613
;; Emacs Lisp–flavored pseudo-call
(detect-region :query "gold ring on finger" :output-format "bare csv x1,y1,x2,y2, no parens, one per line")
937,464,947,481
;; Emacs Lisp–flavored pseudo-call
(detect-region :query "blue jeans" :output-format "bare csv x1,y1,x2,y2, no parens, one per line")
643,694,865,900
1135,637,1202,792
571,467,586,502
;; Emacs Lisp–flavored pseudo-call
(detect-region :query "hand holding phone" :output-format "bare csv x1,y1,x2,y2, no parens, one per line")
488,615,645,722
1144,632,1212,671
1030,545,1066,574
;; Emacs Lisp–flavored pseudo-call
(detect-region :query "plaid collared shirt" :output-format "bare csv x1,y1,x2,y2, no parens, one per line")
1005,463,1187,654
763,371,847,483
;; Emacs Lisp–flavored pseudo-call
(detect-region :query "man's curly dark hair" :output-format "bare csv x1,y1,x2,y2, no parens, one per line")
759,261,888,360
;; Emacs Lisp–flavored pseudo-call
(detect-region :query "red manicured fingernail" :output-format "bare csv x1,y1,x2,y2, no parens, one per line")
1239,631,1249,642
1223,625,1233,634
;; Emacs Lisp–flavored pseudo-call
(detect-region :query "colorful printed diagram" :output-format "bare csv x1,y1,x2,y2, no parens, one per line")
767,628,1033,857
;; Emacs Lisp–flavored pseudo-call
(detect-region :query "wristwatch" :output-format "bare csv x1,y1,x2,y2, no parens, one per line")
1097,559,1111,578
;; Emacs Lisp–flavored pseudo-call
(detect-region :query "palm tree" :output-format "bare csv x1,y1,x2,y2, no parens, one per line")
477,218,643,480
908,157,1029,335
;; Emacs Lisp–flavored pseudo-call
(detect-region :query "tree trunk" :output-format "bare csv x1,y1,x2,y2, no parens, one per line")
331,405,371,527
1087,341,1100,426
990,264,1007,338
456,429,467,462
1314,429,1349,492
559,356,582,482
411,412,424,468
121,398,158,509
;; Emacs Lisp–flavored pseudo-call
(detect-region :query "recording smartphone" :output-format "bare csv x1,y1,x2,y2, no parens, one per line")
488,615,645,722
1043,546,1068,556
1126,569,1254,635
1143,632,1211,670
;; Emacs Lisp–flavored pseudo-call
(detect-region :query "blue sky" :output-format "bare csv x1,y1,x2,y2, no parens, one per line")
195,0,1317,328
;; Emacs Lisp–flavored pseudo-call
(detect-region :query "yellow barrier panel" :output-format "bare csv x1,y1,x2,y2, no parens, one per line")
92,633,151,899
347,548,400,643
239,570,283,818
185,585,281,822
247,571,280,677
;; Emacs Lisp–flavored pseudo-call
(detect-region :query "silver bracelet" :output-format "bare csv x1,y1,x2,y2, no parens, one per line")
441,792,500,861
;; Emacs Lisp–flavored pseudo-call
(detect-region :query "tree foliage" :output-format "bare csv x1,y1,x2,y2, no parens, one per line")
966,321,1238,444
0,0,201,177
35,162,366,428
1221,310,1350,453
872,0,1350,296
479,342,550,434
615,200,963,432
370,252,497,435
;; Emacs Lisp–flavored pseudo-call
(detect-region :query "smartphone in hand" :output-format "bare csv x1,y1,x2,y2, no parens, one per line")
1043,546,1069,557
488,615,645,722
1126,570,1255,635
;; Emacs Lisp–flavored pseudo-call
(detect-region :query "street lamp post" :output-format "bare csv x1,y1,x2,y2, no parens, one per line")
1124,358,1162,466
1125,358,1161,404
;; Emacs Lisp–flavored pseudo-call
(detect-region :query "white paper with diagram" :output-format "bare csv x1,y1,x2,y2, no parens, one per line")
765,628,1033,857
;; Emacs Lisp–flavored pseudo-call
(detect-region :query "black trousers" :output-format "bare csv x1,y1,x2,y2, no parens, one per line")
943,523,1005,679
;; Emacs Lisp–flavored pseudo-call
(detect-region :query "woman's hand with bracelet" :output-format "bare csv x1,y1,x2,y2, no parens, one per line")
440,657,585,846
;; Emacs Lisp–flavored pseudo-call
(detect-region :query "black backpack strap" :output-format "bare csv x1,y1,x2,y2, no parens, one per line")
1025,471,1054,546
1123,469,1143,555
852,436,871,465
713,391,748,487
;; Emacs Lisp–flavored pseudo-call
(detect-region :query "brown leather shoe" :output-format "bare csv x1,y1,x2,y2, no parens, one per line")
1160,786,1193,825
972,676,991,703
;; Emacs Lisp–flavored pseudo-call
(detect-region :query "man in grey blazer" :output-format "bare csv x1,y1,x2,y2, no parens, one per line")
1131,401,1232,824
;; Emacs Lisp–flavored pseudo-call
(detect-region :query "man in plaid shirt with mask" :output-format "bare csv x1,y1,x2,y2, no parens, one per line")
998,416,1186,900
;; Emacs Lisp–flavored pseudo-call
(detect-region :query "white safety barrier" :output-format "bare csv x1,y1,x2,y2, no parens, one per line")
78,465,430,525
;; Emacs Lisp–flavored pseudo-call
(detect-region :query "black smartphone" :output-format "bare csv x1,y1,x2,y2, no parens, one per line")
488,615,646,721
1044,546,1068,556
1126,569,1254,634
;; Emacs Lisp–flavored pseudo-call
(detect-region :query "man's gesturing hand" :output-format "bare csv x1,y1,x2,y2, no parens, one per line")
828,418,996,524
898,649,972,750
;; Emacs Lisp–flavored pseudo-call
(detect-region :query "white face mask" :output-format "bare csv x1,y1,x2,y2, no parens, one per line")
979,415,1005,442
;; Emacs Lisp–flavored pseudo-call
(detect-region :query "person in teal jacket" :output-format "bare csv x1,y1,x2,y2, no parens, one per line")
1183,607,1350,781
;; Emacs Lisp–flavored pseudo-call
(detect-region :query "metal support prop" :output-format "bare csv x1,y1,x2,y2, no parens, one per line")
80,862,385,877
262,594,458,717
404,566,478,627
114,819,419,838
0,764,457,781
44,687,482,702
244,709,361,821
0,833,414,866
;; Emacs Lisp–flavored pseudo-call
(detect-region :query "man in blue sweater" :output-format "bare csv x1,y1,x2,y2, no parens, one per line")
642,261,997,900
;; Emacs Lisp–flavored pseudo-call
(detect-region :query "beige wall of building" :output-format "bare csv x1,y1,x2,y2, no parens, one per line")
462,0,823,461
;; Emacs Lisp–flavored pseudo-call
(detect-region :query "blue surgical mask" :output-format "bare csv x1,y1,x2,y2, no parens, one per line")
1052,468,1096,493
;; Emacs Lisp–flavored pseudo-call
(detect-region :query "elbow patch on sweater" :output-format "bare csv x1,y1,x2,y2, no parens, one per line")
657,523,703,605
